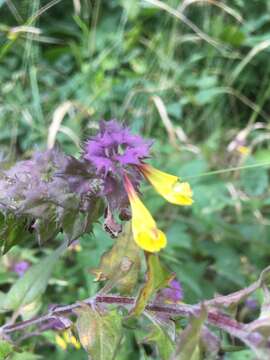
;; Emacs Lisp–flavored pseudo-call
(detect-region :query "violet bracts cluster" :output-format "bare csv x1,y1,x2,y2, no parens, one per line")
84,120,152,174
0,149,102,248
83,120,152,221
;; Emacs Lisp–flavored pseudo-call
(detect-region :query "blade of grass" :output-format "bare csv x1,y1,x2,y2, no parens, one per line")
184,161,270,180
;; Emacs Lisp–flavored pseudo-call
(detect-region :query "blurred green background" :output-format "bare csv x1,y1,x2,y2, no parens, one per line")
0,0,270,358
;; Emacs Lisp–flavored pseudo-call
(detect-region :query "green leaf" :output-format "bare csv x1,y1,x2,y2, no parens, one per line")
240,159,268,196
194,87,225,105
167,223,192,249
219,25,246,47
0,340,13,359
172,305,207,360
224,350,253,360
11,353,42,360
91,222,141,294
0,213,31,254
75,305,122,360
62,198,103,243
144,314,175,360
131,254,174,316
62,210,90,244
0,243,65,312
120,0,140,20
34,216,59,245
167,102,182,119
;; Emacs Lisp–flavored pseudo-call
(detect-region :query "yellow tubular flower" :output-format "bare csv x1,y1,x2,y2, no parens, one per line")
124,175,167,253
139,164,193,206
55,334,67,350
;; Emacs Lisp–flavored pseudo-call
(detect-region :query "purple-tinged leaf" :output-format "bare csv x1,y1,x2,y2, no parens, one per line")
243,286,270,357
40,316,72,332
205,266,270,309
0,148,104,252
200,327,220,359
207,309,266,357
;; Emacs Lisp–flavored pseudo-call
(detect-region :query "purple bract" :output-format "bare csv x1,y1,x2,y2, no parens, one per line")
156,278,183,304
83,120,152,175
12,260,30,277
82,120,152,215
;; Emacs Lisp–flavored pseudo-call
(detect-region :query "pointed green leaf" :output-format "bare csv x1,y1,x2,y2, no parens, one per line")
144,314,175,360
240,159,268,196
131,254,174,316
75,305,122,360
1,243,65,312
91,222,141,294
0,213,31,254
172,305,207,360
34,216,59,245
62,198,103,243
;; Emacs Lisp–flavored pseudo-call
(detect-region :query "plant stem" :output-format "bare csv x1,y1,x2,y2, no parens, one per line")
0,294,245,337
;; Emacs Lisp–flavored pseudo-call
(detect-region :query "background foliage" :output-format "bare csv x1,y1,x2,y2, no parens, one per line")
0,0,270,359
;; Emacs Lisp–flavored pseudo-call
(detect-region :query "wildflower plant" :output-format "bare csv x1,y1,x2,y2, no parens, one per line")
0,120,270,359
82,120,193,252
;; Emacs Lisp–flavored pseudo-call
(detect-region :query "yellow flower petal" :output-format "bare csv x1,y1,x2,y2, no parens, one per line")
140,164,193,206
237,145,250,156
63,330,81,349
69,335,81,349
124,175,167,253
55,334,67,350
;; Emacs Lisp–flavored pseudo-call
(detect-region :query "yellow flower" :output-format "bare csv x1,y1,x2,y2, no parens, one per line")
55,330,81,351
237,145,250,156
139,164,193,206
63,331,81,349
55,334,67,350
124,175,166,253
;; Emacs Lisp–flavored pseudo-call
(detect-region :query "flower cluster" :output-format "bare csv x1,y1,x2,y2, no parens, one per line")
0,149,102,246
0,120,193,253
0,149,69,214
83,120,193,252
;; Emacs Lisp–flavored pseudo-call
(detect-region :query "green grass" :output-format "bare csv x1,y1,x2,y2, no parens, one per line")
0,0,270,358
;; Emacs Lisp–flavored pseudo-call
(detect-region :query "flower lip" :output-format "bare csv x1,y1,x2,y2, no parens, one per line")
123,173,167,253
138,163,193,206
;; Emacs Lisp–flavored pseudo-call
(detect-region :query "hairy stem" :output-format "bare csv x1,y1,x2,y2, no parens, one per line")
1,294,246,337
